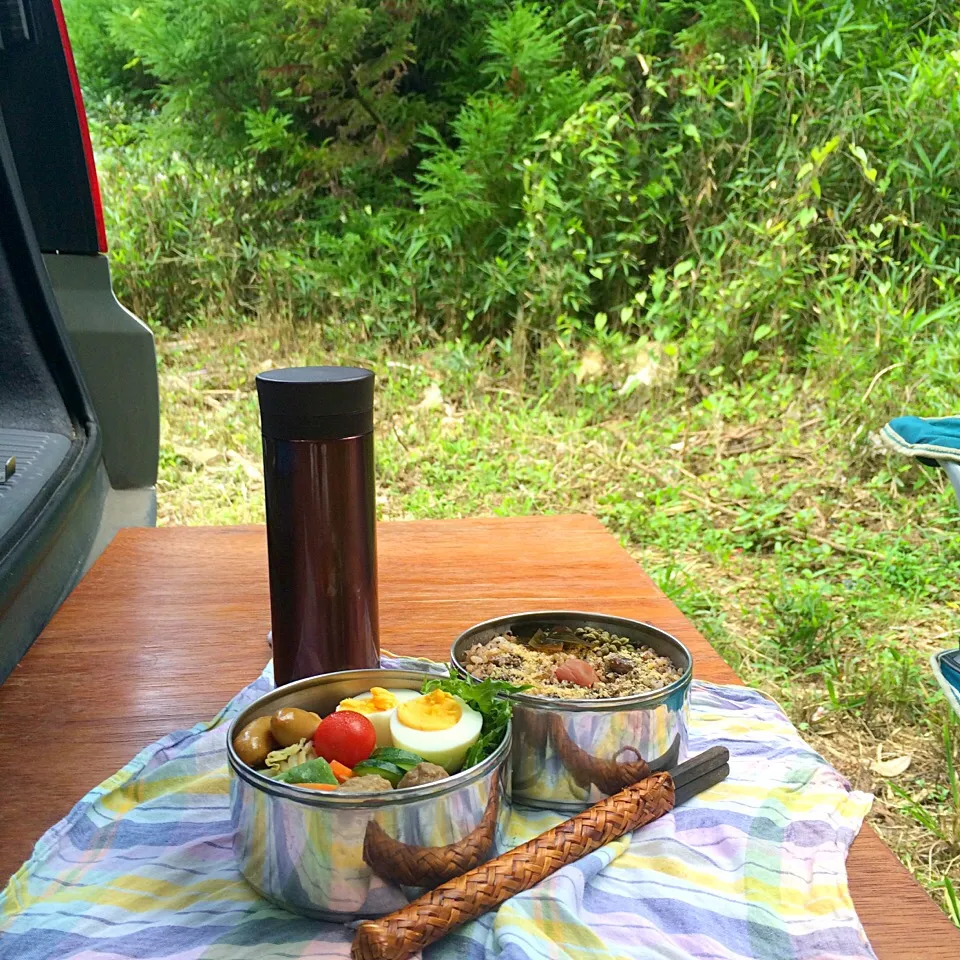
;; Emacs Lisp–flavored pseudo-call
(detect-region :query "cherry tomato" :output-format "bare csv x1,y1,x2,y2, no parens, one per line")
313,711,376,768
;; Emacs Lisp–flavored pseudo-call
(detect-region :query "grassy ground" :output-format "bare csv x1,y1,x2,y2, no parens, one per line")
157,320,960,920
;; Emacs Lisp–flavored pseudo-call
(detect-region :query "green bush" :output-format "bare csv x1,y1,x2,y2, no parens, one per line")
72,0,960,373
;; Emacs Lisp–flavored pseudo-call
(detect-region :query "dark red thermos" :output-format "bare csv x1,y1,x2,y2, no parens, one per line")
256,366,379,686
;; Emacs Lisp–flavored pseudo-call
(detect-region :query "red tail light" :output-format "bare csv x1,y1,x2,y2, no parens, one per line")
50,0,107,253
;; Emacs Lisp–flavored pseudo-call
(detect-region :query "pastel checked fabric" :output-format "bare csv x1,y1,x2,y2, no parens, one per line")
0,655,875,960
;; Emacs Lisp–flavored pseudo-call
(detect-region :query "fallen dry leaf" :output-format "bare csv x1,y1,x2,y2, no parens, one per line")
173,445,220,467
618,344,677,396
227,450,263,482
416,383,444,410
869,755,912,778
576,348,605,384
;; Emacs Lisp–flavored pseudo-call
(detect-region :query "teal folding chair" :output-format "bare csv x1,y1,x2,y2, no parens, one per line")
881,417,960,717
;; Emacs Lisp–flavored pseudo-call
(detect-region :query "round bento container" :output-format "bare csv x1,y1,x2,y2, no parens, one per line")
451,611,691,811
227,668,511,921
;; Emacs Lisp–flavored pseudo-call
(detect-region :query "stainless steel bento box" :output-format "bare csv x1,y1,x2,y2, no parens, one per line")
227,668,511,921
451,611,691,811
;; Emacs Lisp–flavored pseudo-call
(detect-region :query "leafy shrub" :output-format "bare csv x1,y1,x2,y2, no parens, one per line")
71,0,960,380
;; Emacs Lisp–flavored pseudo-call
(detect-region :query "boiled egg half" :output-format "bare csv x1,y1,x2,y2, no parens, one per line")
335,687,420,747
389,689,482,772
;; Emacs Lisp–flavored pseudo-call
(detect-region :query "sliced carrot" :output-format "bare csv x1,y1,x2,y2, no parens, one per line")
330,760,354,783
298,782,338,791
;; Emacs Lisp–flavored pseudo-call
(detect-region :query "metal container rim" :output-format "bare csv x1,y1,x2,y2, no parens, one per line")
450,610,693,712
227,668,511,808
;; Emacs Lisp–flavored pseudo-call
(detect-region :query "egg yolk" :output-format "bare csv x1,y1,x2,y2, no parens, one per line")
397,690,462,731
338,687,397,715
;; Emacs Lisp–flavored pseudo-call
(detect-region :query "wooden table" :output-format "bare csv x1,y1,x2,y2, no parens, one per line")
1,516,956,956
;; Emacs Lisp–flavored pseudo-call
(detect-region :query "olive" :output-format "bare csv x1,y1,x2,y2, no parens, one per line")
270,707,322,748
233,716,276,768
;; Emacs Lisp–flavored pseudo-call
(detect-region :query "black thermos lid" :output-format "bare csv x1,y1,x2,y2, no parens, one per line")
256,366,375,440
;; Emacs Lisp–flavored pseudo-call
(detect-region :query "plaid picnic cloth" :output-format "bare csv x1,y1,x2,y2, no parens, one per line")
0,654,876,960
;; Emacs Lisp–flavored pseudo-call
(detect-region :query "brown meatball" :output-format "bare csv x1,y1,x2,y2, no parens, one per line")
603,653,635,676
336,774,394,794
397,762,449,789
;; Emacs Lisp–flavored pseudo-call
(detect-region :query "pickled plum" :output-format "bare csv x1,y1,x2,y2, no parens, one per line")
554,658,598,687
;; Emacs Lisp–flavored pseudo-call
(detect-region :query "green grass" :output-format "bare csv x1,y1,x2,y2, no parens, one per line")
157,320,960,918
